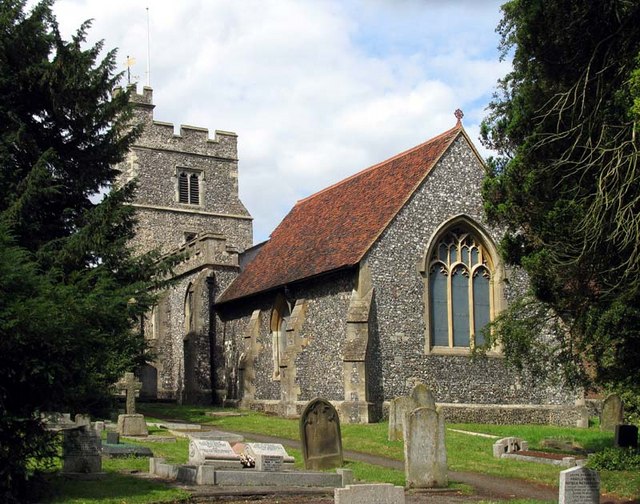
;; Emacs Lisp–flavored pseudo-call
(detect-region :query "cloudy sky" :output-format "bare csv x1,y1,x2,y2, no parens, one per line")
52,0,509,244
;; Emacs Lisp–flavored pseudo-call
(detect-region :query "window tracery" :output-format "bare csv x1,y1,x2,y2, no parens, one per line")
428,227,493,349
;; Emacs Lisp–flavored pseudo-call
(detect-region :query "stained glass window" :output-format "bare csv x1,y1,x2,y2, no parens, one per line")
428,227,493,349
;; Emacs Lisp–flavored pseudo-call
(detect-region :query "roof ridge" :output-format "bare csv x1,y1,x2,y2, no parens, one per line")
297,123,462,205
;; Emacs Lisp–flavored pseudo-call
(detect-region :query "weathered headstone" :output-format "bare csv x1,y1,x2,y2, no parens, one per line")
334,483,406,504
244,442,294,471
575,396,589,429
41,412,74,431
388,383,436,442
403,404,447,488
62,425,102,475
410,382,436,410
106,431,120,445
388,396,417,441
559,466,600,504
614,424,638,449
188,439,242,468
600,394,623,432
492,437,529,458
74,414,91,427
300,398,343,470
116,372,148,436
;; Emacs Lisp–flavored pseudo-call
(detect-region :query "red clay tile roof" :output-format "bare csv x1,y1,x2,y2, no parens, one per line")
217,125,463,304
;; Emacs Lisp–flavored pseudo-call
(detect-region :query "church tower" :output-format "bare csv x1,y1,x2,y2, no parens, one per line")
117,86,253,404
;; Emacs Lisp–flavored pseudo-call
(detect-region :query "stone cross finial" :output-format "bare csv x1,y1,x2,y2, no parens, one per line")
454,109,464,125
116,372,142,415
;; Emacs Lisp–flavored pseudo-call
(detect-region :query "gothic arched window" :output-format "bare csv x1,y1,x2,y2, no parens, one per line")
427,227,494,350
270,296,291,380
184,283,195,335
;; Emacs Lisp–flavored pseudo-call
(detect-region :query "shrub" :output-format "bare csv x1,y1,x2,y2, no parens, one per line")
587,447,640,471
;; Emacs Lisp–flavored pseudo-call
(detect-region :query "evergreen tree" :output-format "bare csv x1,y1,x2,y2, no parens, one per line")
481,0,640,401
0,1,167,500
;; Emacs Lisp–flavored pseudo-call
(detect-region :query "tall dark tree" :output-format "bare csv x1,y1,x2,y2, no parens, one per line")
0,1,168,500
481,0,640,406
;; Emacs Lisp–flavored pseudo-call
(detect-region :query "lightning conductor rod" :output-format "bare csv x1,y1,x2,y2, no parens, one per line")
146,7,151,86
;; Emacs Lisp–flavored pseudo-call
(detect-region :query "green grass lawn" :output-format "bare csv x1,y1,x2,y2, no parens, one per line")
47,403,640,502
139,402,640,499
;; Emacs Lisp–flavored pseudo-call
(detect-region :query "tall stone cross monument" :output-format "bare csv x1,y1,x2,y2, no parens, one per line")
116,371,148,436
117,372,142,415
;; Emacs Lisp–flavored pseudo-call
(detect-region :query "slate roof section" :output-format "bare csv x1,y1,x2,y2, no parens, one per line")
217,124,464,304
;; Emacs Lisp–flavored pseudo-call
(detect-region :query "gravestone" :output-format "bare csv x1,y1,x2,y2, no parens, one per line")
388,396,417,441
559,466,600,504
575,396,589,428
334,483,405,504
410,382,436,409
106,432,120,445
42,412,75,431
614,424,638,449
403,403,447,488
600,394,623,432
116,372,148,436
188,439,242,468
74,414,91,427
388,383,436,442
300,398,343,470
62,425,102,475
244,442,295,471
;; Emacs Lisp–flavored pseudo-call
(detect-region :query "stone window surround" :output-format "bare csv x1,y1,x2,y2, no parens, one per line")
270,294,291,381
419,214,504,356
175,166,204,207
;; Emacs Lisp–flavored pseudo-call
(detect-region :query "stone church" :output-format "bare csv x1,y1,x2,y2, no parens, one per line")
120,86,582,425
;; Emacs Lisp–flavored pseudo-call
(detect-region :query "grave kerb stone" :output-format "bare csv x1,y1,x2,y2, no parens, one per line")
334,483,406,504
196,465,216,485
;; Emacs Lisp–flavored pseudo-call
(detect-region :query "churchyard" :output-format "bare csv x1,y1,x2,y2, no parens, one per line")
43,400,639,504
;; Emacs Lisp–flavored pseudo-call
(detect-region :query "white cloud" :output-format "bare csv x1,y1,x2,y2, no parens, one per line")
50,0,509,243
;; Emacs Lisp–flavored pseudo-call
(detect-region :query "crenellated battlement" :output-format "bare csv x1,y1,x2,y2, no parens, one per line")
170,232,239,277
122,84,238,159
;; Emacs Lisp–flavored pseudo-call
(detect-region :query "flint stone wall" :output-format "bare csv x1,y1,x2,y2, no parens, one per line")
124,87,252,256
216,134,579,423
218,270,355,411
364,136,577,407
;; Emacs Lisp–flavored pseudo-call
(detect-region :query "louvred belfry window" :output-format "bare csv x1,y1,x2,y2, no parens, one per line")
428,227,493,349
178,170,201,205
